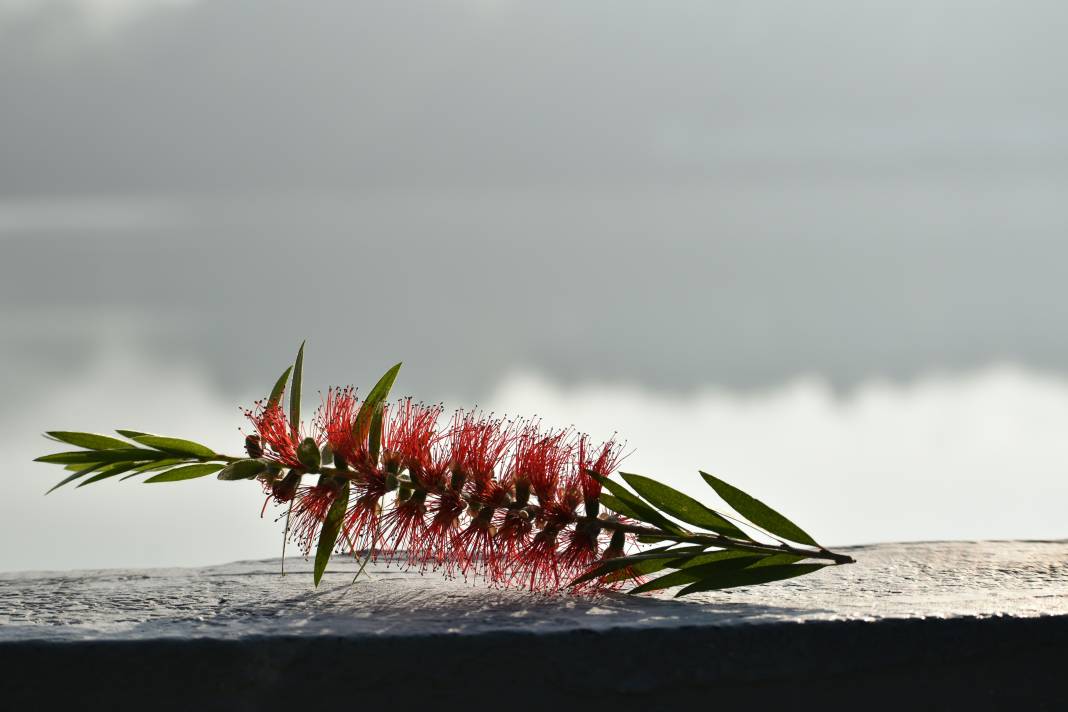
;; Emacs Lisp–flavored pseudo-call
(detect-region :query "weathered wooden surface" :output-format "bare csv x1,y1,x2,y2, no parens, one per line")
3,541,1067,710
3,540,1066,640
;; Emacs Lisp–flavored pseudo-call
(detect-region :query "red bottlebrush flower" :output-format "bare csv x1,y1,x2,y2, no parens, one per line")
289,483,339,554
244,401,302,468
343,471,389,559
452,507,499,580
492,508,534,582
510,526,565,592
419,489,467,573
571,525,647,593
448,410,513,486
382,399,444,480
378,491,429,568
577,434,625,503
509,423,574,507
320,387,363,466
467,477,511,508
558,520,603,579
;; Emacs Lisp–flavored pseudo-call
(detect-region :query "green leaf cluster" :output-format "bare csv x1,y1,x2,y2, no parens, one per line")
37,430,223,491
586,469,828,596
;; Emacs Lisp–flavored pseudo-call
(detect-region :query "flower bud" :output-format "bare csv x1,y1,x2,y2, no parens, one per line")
603,528,626,559
514,480,531,507
272,469,301,502
297,437,321,471
584,497,600,518
244,435,263,459
449,463,467,491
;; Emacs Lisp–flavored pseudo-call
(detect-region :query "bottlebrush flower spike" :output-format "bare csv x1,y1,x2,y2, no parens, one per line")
321,386,363,467
33,344,855,596
244,401,303,469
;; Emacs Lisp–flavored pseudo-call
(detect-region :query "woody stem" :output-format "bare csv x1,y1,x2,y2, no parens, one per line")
261,463,854,566
585,517,855,565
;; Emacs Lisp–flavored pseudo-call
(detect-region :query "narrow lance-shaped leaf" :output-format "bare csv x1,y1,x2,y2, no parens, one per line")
602,556,679,584
591,474,686,535
118,459,187,481
35,449,168,465
353,362,402,461
597,492,648,523
368,408,385,465
217,459,269,481
314,482,350,586
620,472,750,540
131,435,216,459
629,552,802,595
636,534,672,544
267,366,292,410
289,341,304,440
601,544,743,585
675,563,828,598
145,463,225,483
77,461,144,487
568,550,692,589
699,471,819,547
45,432,132,451
46,463,106,494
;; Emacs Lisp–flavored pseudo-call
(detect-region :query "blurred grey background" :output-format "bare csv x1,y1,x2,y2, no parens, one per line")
3,1,1068,572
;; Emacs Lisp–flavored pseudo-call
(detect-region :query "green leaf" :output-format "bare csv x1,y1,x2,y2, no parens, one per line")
314,482,350,586
636,534,672,544
673,550,801,570
368,409,385,464
46,463,105,494
35,449,165,465
145,463,225,483
131,435,216,459
675,563,828,597
45,432,132,450
629,551,766,594
119,459,187,481
354,362,402,461
289,342,305,439
217,458,269,481
748,553,806,568
115,430,150,439
568,545,701,587
267,366,293,410
597,492,647,522
699,471,819,547
630,552,809,595
77,461,143,487
620,472,750,539
602,554,685,583
592,474,686,535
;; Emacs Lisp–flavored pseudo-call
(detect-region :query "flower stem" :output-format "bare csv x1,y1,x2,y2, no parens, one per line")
586,516,855,565
275,463,855,566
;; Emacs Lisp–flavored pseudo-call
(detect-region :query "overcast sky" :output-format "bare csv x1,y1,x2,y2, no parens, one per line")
4,1,1068,569
3,0,1068,194
3,0,1068,398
